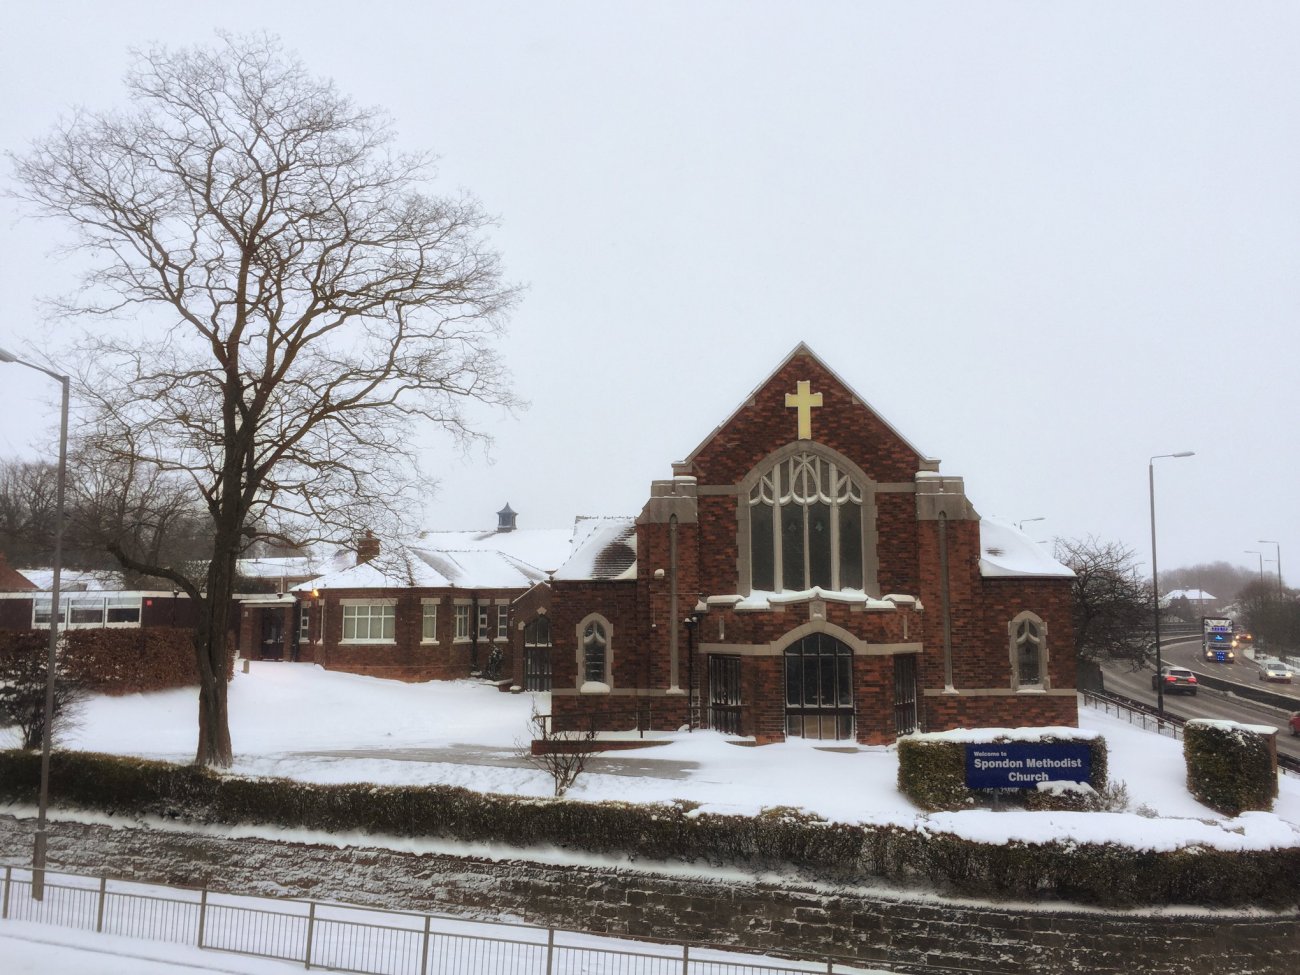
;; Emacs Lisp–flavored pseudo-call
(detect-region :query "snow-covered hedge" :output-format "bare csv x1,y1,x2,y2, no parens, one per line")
1,749,1296,909
1183,719,1278,816
896,728,1108,812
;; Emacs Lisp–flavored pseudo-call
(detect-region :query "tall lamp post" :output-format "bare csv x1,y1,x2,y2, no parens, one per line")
1149,451,1194,720
1245,550,1264,585
1016,517,1046,531
1258,539,1283,595
0,346,69,901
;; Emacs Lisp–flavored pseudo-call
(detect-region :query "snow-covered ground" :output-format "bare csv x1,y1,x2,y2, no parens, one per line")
11,661,1300,853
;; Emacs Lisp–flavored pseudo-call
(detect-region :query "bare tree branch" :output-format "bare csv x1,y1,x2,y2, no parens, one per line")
7,33,520,767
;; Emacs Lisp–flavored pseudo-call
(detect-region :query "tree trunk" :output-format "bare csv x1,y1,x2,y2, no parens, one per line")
193,528,239,768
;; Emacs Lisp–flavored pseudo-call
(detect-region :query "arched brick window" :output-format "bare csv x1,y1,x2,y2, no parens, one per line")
576,614,612,691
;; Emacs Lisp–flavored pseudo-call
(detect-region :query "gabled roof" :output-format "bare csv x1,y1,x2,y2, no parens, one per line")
673,342,937,474
0,554,37,592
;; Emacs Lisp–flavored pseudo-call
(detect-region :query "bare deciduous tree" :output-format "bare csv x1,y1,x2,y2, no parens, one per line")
9,34,518,767
1054,536,1153,669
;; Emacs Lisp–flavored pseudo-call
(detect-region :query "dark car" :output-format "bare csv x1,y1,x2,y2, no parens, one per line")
1290,712,1300,737
1152,666,1198,695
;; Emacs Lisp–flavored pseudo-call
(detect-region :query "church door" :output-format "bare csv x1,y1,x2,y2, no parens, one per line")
893,654,918,735
706,654,743,735
784,633,854,740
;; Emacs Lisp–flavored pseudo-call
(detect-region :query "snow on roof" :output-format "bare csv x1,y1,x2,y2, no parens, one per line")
1164,588,1217,602
552,517,638,582
978,517,1073,579
237,556,317,580
15,567,126,592
293,527,574,592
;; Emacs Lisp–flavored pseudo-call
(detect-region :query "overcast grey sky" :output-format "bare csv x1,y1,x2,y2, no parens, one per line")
1,1,1297,584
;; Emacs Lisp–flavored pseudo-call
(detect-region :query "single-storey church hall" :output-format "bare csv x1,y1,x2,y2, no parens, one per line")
279,344,1076,745
543,343,1077,743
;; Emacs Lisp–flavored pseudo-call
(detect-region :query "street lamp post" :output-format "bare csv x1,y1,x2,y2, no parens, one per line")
1016,517,1046,531
0,346,69,901
1258,539,1283,595
1149,451,1194,720
1245,550,1264,585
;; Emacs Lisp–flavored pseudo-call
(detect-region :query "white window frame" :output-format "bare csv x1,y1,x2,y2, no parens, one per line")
495,605,509,642
33,594,142,629
340,600,396,644
454,604,471,642
421,599,440,643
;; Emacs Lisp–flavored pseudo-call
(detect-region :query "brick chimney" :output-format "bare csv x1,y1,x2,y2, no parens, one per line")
355,530,380,565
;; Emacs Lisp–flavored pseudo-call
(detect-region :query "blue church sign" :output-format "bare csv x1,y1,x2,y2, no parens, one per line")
965,742,1092,790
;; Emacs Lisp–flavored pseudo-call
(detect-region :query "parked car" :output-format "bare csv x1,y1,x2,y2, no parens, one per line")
1152,666,1198,695
1258,660,1294,683
1290,712,1300,736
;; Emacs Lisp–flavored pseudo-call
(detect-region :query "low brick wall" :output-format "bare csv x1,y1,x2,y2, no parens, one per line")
1,814,1295,974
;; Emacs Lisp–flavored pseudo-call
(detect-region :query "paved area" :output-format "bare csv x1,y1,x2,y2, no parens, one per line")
292,744,700,780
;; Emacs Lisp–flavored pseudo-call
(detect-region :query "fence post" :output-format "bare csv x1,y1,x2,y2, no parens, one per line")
2,866,10,919
95,875,107,933
420,915,431,975
304,901,317,969
682,943,689,975
197,888,207,948
545,927,555,975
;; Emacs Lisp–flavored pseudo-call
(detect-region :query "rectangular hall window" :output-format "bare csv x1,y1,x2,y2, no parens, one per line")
341,603,395,642
422,600,439,642
496,605,509,641
454,604,471,642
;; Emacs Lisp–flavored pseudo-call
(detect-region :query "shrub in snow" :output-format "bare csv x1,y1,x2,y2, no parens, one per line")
896,730,1108,813
0,632,86,751
523,703,599,797
1183,719,1278,816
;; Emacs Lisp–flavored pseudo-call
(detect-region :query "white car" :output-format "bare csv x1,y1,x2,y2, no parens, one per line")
1258,661,1294,683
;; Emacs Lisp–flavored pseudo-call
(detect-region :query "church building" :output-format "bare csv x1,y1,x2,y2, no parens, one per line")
542,343,1077,743
214,343,1077,745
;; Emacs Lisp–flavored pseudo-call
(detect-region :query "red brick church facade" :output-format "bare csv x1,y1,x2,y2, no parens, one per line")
548,344,1077,744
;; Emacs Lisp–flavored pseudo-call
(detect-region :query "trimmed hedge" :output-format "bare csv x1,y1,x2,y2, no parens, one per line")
0,749,1295,909
897,732,1108,812
1184,719,1278,816
0,627,228,695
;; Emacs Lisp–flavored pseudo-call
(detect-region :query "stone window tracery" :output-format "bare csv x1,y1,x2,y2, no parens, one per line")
1010,611,1049,690
744,448,869,593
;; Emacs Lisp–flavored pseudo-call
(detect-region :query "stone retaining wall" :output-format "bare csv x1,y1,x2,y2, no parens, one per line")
1,814,1295,975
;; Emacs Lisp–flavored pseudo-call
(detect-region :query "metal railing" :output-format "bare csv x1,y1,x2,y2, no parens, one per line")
0,865,877,975
1082,689,1299,774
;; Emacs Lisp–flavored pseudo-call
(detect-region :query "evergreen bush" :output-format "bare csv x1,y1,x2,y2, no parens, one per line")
1183,719,1278,815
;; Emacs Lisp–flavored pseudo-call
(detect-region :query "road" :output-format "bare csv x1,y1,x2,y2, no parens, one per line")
1100,637,1300,763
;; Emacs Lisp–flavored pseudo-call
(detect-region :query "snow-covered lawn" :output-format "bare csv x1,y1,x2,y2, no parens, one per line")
12,661,1300,853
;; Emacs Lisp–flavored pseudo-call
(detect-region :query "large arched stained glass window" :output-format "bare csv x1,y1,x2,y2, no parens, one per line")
784,633,855,740
748,451,865,592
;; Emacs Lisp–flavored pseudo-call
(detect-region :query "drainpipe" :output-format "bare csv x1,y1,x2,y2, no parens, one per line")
938,513,954,690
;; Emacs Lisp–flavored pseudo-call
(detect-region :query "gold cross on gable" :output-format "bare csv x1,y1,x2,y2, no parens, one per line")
785,380,823,440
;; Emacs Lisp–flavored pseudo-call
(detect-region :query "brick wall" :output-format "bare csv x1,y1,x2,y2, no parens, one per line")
12,815,1296,975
